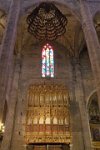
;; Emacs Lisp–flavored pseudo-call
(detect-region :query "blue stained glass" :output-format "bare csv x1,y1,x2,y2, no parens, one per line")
42,43,54,77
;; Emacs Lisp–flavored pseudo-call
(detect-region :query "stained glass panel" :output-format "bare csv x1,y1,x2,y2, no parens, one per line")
42,43,54,77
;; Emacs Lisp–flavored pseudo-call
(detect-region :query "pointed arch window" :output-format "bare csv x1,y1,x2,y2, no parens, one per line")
42,43,54,77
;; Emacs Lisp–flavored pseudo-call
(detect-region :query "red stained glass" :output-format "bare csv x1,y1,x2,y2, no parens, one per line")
42,43,54,77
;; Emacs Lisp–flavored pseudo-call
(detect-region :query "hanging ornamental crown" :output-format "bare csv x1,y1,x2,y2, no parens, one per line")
27,2,68,41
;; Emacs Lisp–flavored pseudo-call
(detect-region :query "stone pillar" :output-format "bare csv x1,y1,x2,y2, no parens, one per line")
79,0,100,110
67,58,84,150
0,0,21,122
0,54,21,150
74,58,92,150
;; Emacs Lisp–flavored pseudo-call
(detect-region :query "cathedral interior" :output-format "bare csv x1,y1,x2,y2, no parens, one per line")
0,0,100,150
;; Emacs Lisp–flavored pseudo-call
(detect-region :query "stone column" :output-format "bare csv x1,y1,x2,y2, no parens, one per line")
74,58,92,150
0,54,21,150
0,0,21,122
79,0,100,110
67,58,84,150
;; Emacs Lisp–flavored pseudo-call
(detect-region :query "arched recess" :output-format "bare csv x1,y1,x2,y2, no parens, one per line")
25,84,70,149
79,11,100,60
87,92,100,150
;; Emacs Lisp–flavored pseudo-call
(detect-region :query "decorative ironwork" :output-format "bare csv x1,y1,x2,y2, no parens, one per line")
27,2,67,41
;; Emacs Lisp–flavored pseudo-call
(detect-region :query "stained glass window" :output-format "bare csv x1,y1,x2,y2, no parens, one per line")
42,43,54,77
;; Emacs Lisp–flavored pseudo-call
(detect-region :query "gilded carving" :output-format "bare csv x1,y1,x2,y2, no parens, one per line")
25,84,70,144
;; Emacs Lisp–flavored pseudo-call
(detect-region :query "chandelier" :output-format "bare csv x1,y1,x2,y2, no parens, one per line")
27,2,67,41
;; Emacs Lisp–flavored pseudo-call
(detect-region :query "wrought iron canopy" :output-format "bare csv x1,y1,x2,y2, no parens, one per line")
27,2,67,41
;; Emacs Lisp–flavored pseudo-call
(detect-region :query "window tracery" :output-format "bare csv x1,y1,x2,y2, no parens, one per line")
42,43,54,77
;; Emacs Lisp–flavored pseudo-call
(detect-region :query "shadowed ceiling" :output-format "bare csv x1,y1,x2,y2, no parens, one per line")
15,3,84,56
0,1,99,57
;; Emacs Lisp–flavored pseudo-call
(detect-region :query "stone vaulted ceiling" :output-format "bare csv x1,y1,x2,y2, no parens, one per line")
0,0,99,56
16,1,99,57
16,3,84,57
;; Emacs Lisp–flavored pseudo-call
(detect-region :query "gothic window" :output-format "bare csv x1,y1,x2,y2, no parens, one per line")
88,98,100,123
42,43,54,77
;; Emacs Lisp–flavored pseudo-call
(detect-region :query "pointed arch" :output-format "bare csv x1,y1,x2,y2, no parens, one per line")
42,43,54,78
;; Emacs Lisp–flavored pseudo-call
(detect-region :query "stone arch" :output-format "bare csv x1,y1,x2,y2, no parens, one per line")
93,11,100,21
87,92,99,122
87,91,100,146
94,11,100,25
16,1,82,58
87,90,97,107
78,11,100,58
22,0,81,22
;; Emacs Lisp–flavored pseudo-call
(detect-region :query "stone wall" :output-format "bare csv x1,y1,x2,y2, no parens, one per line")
10,42,71,150
9,41,96,150
79,48,95,104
